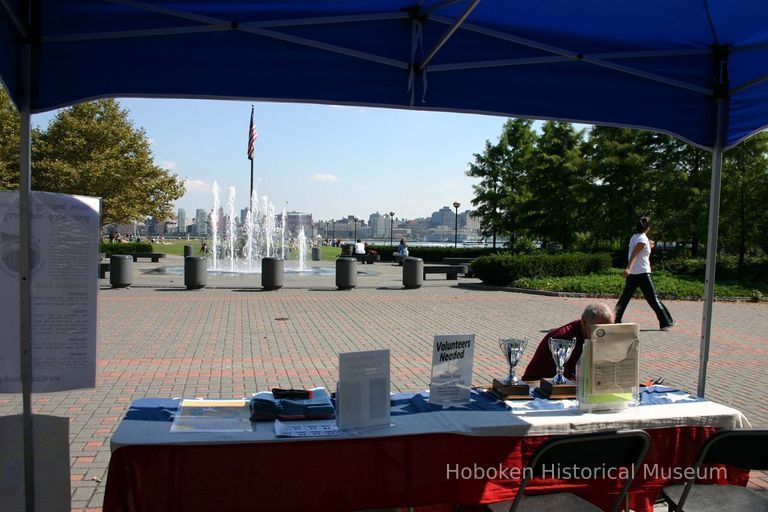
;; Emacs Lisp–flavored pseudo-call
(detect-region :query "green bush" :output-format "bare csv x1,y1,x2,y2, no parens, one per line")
657,255,768,281
512,269,768,300
366,244,506,263
100,242,153,256
472,252,612,286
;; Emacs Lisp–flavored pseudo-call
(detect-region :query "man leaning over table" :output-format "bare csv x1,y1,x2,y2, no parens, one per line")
521,303,615,382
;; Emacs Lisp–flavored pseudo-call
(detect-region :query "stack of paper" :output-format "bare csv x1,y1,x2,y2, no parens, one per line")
249,388,335,421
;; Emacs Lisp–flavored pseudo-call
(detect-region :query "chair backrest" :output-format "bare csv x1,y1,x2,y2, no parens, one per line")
672,429,768,512
510,429,650,512
701,429,768,470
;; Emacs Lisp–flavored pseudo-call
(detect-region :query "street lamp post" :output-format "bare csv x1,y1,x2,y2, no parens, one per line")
389,211,395,246
332,219,335,242
453,201,461,248
353,217,357,241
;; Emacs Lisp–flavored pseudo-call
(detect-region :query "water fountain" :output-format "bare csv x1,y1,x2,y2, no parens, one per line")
205,181,315,275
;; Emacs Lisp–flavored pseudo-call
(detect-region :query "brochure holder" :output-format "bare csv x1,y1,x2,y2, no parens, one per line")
577,323,640,413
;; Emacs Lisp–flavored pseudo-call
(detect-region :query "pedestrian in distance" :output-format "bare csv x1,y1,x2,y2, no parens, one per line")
396,238,409,256
615,216,675,330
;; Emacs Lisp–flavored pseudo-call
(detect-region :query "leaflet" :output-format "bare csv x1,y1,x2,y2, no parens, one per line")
170,399,253,432
336,349,390,430
429,334,475,405
0,191,100,393
590,323,639,394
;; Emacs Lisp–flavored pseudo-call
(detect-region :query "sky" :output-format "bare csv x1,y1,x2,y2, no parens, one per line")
33,99,509,222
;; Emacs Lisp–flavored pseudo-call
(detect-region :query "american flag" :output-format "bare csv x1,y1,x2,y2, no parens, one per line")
247,106,258,160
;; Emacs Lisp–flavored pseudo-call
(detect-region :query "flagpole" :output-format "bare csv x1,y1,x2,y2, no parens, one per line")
249,157,254,210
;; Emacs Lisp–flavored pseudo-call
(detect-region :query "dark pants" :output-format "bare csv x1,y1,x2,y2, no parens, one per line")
615,273,674,328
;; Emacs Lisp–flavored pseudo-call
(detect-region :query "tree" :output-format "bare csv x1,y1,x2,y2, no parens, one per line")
496,119,537,243
523,121,585,251
467,118,536,247
582,127,661,244
720,132,768,267
467,139,507,247
0,87,21,189
652,135,711,256
0,93,184,225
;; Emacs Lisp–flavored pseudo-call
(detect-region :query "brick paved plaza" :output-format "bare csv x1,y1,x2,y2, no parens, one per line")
0,255,766,510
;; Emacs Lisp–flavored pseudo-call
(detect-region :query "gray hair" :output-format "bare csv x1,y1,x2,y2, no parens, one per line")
582,303,615,325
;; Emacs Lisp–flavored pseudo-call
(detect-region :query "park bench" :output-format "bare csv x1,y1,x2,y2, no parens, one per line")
423,264,468,280
99,262,110,278
393,252,407,265
123,252,166,262
342,252,378,264
442,257,475,277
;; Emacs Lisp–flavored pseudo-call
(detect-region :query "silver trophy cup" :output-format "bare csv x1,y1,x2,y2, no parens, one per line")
498,338,528,385
548,337,577,384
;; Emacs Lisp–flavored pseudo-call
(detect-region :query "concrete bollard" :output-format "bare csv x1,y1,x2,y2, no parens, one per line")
183,245,193,258
110,254,133,288
311,246,320,261
262,257,284,291
403,257,423,289
336,257,357,290
184,256,207,289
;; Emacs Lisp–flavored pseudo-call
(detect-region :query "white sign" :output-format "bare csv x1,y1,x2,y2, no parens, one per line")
0,414,71,512
429,334,475,405
0,191,100,393
336,349,390,430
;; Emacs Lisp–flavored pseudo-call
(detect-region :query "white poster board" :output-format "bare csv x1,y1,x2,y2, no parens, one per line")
0,414,71,512
429,334,475,405
0,191,100,393
336,349,390,430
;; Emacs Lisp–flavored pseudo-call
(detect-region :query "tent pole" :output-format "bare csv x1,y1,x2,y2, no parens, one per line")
18,24,36,512
697,95,726,398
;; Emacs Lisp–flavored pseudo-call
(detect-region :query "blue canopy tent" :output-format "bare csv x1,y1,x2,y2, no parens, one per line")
2,1,768,507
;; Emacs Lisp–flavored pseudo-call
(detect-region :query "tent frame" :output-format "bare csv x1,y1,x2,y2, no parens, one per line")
3,3,749,511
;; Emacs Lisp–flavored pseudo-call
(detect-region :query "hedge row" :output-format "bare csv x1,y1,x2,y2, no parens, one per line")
656,255,768,281
366,244,505,263
471,252,612,286
100,242,153,256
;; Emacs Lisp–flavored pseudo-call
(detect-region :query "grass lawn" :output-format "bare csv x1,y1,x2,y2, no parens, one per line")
512,268,768,301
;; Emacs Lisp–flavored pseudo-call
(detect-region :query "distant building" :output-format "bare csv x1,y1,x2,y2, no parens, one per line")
214,207,225,233
147,217,165,236
195,208,208,236
465,211,482,234
284,211,313,237
430,206,455,227
177,208,186,235
369,212,386,239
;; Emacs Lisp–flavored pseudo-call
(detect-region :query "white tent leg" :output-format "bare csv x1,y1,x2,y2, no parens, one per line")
697,95,727,398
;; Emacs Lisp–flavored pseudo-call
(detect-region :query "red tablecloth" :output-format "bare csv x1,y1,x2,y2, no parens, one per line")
103,426,747,512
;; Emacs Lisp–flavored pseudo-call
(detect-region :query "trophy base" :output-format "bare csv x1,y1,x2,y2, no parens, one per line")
538,378,577,399
491,379,531,400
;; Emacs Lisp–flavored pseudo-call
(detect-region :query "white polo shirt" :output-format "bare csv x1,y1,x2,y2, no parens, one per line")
628,232,652,274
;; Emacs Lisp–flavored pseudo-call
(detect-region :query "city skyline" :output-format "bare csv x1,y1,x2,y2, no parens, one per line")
167,202,480,242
